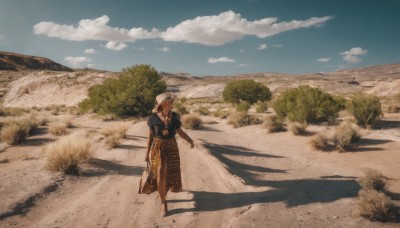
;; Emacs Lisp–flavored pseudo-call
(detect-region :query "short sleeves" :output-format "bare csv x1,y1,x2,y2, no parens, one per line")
147,116,154,130
174,112,182,129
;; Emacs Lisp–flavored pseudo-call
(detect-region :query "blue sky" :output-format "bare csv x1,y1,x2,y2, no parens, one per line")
1,0,399,76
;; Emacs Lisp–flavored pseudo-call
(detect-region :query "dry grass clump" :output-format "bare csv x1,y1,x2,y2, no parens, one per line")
0,122,31,145
309,134,330,151
213,109,230,119
358,169,387,193
100,125,128,149
387,104,400,113
227,112,263,128
182,114,203,130
43,131,91,175
333,121,361,151
48,121,68,136
357,189,397,222
197,106,210,115
355,169,398,222
263,115,285,133
0,158,10,163
288,122,308,135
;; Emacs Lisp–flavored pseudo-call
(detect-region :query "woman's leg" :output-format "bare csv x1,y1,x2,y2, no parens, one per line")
157,161,168,216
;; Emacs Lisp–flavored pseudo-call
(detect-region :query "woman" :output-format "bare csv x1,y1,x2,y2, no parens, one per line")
145,92,194,217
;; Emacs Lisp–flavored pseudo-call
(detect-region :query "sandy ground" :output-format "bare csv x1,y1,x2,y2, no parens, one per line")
0,113,399,228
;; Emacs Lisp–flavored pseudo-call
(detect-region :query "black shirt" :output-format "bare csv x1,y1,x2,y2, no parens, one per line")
147,112,182,139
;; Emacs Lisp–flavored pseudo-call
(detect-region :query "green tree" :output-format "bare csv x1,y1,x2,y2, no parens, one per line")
79,64,166,116
222,79,272,105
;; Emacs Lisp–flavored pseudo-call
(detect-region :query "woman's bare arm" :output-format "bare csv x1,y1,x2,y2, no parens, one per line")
176,127,194,148
146,129,155,161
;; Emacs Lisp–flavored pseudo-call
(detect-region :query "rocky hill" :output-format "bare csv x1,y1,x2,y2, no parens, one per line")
0,51,72,71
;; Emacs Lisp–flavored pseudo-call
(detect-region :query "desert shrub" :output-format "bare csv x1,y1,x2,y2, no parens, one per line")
310,134,330,151
255,101,268,113
236,101,251,112
173,101,188,115
357,189,397,222
100,125,128,149
48,121,68,136
43,131,91,175
227,112,263,128
333,121,361,151
79,64,166,116
182,114,203,130
223,79,272,105
0,107,29,117
179,97,187,103
0,158,10,163
272,85,341,124
288,122,308,135
387,104,400,113
347,93,383,128
358,169,387,192
197,106,210,115
263,115,285,133
213,109,230,119
0,124,29,145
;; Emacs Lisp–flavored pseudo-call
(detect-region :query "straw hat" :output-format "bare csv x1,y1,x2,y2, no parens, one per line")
153,92,175,112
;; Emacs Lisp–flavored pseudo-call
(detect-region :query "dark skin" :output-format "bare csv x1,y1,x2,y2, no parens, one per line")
145,98,194,216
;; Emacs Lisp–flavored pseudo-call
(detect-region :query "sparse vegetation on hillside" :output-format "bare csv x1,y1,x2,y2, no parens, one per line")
79,64,166,116
347,93,383,128
223,79,272,105
272,85,342,124
255,101,269,113
173,101,188,115
236,101,251,112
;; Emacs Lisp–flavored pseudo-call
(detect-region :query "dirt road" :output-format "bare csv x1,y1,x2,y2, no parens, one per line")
1,117,399,227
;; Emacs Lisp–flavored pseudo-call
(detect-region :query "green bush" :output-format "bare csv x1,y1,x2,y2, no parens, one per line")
346,93,383,128
223,79,272,105
272,85,341,124
79,64,166,116
236,101,251,112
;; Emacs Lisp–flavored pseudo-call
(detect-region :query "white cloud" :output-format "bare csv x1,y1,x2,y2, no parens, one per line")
258,44,267,50
0,35,4,43
33,12,332,46
208,57,236,64
237,63,249,67
84,48,97,54
132,46,146,51
161,11,332,46
158,47,170,52
105,41,127,51
340,47,368,63
33,15,159,42
87,63,95,68
273,44,283,48
317,58,331,62
65,56,91,67
239,49,245,52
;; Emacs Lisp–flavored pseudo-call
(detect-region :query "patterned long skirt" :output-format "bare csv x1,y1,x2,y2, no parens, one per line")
148,137,183,193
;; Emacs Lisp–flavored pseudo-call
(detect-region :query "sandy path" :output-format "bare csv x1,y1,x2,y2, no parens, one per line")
1,118,399,227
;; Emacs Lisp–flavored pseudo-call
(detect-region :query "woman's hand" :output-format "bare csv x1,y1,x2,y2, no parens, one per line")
190,141,194,149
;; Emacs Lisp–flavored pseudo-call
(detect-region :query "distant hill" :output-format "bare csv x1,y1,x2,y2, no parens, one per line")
0,51,72,71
